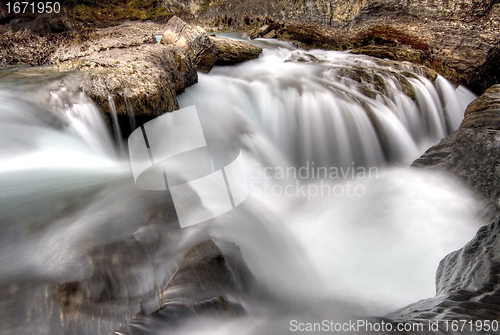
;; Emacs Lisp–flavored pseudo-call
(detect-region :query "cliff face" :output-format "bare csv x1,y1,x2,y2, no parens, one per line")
193,0,499,26
192,0,500,94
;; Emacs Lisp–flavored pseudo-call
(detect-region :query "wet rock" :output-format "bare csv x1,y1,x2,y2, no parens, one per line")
160,239,251,307
350,45,425,64
161,16,217,73
45,21,198,136
386,218,500,323
197,0,500,94
209,36,262,65
463,85,500,122
1,20,199,136
412,84,500,219
262,30,276,39
49,21,163,64
113,240,251,334
54,43,197,119
350,46,397,61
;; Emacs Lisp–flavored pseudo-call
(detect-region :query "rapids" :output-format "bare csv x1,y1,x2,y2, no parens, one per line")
0,41,484,335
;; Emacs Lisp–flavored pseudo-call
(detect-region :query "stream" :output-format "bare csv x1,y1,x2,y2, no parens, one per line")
0,38,485,334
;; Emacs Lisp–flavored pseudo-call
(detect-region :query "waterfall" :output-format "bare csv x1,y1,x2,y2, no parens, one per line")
179,46,475,170
108,95,126,157
125,95,137,132
0,45,483,335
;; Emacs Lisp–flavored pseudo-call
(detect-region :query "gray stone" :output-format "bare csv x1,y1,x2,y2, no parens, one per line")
209,36,262,65
412,85,500,220
162,16,217,73
195,0,500,94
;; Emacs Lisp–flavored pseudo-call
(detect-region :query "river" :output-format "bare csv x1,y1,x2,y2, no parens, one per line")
0,38,485,334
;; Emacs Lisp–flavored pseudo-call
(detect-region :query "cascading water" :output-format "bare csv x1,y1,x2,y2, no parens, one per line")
0,41,484,335
179,44,475,169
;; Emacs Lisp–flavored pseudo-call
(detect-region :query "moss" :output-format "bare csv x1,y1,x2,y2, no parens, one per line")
197,0,213,12
67,0,179,22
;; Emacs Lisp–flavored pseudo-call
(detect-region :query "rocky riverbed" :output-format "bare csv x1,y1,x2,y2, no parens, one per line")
0,14,262,136
1,1,500,334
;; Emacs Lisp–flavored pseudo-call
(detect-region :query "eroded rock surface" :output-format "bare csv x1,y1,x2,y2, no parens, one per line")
413,85,500,219
385,218,500,326
209,36,262,65
50,21,197,120
194,0,500,94
113,240,251,334
0,21,200,137
161,16,217,73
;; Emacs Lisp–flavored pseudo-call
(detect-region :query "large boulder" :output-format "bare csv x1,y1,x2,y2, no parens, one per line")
54,43,197,118
209,36,262,65
45,21,198,136
161,16,217,73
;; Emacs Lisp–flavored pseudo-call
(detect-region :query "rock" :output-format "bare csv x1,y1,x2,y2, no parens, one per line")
382,85,500,329
30,14,76,36
386,218,500,323
113,240,251,334
1,20,200,137
0,33,59,68
49,21,162,64
463,85,500,122
257,24,270,35
0,2,14,23
161,16,217,73
54,43,197,118
350,45,425,64
0,14,79,68
209,36,262,65
160,240,251,307
412,84,500,219
9,13,76,36
350,46,397,61
262,30,276,39
195,0,500,94
44,21,197,137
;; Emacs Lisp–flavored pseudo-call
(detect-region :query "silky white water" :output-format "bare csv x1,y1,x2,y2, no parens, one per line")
177,45,481,314
0,44,484,335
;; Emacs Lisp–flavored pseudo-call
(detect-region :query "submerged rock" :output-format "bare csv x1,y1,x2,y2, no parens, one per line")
113,240,251,334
